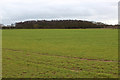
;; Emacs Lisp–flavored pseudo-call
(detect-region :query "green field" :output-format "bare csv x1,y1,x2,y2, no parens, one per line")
2,29,118,78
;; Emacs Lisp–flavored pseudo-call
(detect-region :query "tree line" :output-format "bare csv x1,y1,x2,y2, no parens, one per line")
2,20,119,29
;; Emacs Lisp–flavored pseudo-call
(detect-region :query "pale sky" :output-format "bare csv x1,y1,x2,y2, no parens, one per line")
0,0,119,25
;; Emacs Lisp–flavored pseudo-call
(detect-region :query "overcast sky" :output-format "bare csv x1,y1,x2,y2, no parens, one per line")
0,0,119,25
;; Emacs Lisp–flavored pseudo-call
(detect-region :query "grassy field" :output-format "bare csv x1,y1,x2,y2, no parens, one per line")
2,29,118,78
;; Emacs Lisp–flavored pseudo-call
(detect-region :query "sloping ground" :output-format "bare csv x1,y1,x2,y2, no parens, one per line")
2,49,118,78
2,29,118,78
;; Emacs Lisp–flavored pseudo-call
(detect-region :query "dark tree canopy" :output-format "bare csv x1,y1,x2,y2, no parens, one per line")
2,20,118,29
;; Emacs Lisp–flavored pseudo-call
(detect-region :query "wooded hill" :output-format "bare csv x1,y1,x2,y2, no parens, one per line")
2,20,118,29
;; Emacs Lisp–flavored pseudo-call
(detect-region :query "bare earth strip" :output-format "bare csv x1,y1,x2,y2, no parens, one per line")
3,48,117,62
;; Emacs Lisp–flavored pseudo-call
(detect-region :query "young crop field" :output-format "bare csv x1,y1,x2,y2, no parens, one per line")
2,29,118,78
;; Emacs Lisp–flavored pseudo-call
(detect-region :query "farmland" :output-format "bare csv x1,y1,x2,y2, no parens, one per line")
2,29,118,78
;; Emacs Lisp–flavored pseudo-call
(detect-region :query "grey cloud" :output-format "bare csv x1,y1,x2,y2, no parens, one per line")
0,0,119,25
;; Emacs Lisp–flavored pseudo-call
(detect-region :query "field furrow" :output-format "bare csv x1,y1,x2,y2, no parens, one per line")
2,29,118,78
